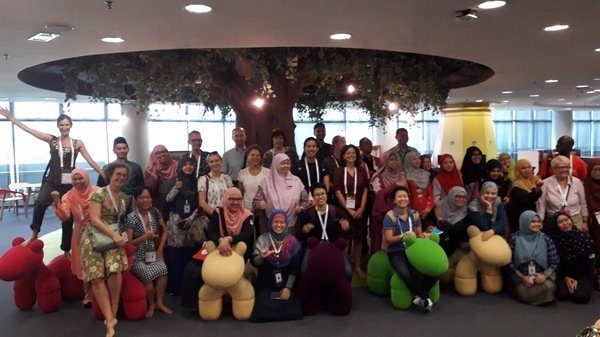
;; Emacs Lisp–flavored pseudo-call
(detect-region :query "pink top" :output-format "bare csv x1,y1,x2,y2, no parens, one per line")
537,175,588,221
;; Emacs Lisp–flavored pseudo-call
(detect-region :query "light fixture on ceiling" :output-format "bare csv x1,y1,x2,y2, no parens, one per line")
566,102,573,105
455,9,478,21
475,99,483,103
595,78,600,81
346,84,357,94
529,94,540,97
575,85,589,89
501,100,509,103
586,90,596,94
185,4,212,13
387,102,399,111
595,47,600,52
544,24,569,32
545,79,559,83
252,97,265,109
28,23,73,42
557,98,565,101
330,33,352,40
104,0,114,9
501,90,513,94
477,1,506,9
101,37,125,43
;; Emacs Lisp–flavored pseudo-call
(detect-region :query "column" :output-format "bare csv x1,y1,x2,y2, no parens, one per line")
432,102,497,168
551,110,573,143
121,103,149,169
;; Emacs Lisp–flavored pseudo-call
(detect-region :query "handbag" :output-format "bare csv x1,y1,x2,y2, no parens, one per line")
178,209,208,244
89,223,119,252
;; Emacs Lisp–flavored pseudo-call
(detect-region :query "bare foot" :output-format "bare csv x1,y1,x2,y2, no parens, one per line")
155,303,173,314
105,318,117,337
146,304,155,318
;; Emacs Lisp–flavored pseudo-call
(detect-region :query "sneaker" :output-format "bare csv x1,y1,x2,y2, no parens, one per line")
412,296,423,306
423,298,433,314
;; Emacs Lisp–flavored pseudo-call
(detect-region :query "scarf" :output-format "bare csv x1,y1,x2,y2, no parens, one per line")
64,168,96,224
484,159,509,198
165,156,198,217
513,210,548,268
259,209,301,267
440,186,469,225
371,151,401,189
549,213,594,265
435,153,463,194
146,145,177,183
468,181,501,221
218,187,253,236
404,151,430,190
584,158,600,213
460,146,486,186
512,159,543,193
259,153,305,224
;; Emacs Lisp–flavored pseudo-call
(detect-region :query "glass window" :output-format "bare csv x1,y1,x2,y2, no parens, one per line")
533,121,551,149
593,122,600,156
573,111,591,121
107,103,121,120
147,121,189,152
515,122,533,150
573,122,592,156
423,110,441,121
148,103,188,121
423,122,440,154
13,122,58,183
514,110,532,120
534,110,552,120
322,108,345,121
345,106,372,121
71,122,109,183
493,121,512,153
187,121,225,153
493,109,513,121
64,102,105,120
223,122,237,153
0,122,13,187
188,105,227,121
293,123,316,152
14,102,59,119
345,122,375,148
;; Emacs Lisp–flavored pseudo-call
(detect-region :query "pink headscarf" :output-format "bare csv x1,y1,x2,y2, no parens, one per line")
64,168,96,224
259,153,305,224
218,187,253,236
145,145,177,185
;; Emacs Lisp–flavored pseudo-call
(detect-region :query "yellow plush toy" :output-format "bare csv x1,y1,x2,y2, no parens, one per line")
454,226,512,296
199,242,255,320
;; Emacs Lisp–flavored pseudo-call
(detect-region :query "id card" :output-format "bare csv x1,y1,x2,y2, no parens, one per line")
528,261,536,275
184,202,191,214
273,270,283,286
145,252,157,263
61,173,72,185
346,196,356,209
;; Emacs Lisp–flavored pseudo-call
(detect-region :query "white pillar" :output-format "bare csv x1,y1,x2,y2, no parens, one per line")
552,110,573,144
121,103,149,169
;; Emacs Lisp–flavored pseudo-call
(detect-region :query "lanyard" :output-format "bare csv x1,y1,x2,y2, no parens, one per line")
396,211,413,234
268,234,283,261
344,167,358,196
332,156,339,168
137,210,154,232
557,179,572,208
305,158,320,187
317,206,329,241
569,154,573,176
363,162,371,180
106,188,122,218
58,137,74,170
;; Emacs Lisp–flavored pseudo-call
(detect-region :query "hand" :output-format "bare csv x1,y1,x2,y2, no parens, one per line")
481,229,495,242
218,237,232,256
481,197,493,213
302,223,314,234
346,209,357,218
426,225,435,233
142,231,158,241
175,179,183,190
339,218,350,231
404,231,416,238
279,287,291,301
521,276,534,288
258,201,267,210
113,234,125,247
50,190,61,205
581,219,589,233
156,250,164,261
0,107,11,119
565,277,578,294
533,273,547,284
260,247,275,259
295,205,304,214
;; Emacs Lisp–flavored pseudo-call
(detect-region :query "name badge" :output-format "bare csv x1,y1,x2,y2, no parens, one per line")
145,252,157,263
595,211,600,226
184,202,191,214
61,173,72,185
528,261,536,275
346,196,356,209
121,231,128,242
273,269,283,286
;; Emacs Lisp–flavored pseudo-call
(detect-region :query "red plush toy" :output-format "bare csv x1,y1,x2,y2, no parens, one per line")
0,237,64,313
297,237,352,316
91,243,147,321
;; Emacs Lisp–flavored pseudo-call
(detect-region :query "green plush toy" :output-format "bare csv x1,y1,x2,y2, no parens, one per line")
367,233,449,310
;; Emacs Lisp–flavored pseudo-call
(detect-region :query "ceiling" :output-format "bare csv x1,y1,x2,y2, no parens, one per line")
0,0,599,111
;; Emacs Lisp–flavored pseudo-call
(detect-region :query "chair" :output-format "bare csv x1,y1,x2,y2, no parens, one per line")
0,188,29,221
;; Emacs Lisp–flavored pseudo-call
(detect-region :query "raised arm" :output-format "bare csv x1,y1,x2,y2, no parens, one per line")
75,139,105,178
0,107,53,142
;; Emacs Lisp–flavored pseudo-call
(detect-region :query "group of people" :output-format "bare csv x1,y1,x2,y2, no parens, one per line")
2,106,600,335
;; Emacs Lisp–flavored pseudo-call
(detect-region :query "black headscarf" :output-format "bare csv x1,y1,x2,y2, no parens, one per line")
483,159,509,199
460,146,486,186
549,212,594,265
164,156,198,217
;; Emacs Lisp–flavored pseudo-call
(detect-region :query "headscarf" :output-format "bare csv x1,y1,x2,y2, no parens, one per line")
260,209,301,267
513,210,548,269
259,153,305,223
512,158,543,193
218,187,253,236
166,156,198,217
440,186,469,225
404,151,430,189
435,153,463,194
468,181,502,221
371,151,401,189
460,146,486,186
549,212,594,265
483,159,509,198
146,145,177,182
498,152,515,181
64,168,96,223
584,158,600,214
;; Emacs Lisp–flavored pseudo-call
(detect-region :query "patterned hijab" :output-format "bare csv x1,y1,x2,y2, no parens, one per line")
513,210,548,269
549,212,594,265
371,151,401,188
218,187,253,236
435,153,463,194
264,209,301,267
512,159,543,193
440,186,469,225
65,168,96,223
259,153,305,222
404,151,430,189
146,145,177,181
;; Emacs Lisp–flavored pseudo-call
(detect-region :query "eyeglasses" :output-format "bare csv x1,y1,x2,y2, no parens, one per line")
228,197,243,202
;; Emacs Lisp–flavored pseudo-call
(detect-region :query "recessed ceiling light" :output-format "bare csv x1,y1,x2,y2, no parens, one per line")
28,32,61,42
566,102,573,105
252,97,265,109
475,99,483,103
455,9,478,20
477,1,506,9
544,24,569,32
595,78,600,81
557,98,565,101
101,37,125,43
501,100,509,103
330,33,352,40
576,85,589,89
184,4,212,13
595,47,600,52
501,90,513,94
586,90,596,94
545,79,559,83
529,94,540,97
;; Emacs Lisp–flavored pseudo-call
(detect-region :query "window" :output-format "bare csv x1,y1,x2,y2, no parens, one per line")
13,102,59,120
64,102,105,120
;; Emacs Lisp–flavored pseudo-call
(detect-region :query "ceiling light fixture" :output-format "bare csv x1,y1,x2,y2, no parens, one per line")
455,9,478,21
544,24,569,32
252,97,265,109
529,94,539,97
101,37,125,43
330,33,352,40
545,79,559,83
184,4,212,13
501,90,513,94
387,102,399,111
586,90,596,94
28,23,73,42
475,99,483,102
557,98,565,101
477,1,506,9
346,84,357,94
501,100,509,103
576,85,589,89
595,47,600,52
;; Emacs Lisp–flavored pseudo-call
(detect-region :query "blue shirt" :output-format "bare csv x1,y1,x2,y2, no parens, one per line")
382,208,420,253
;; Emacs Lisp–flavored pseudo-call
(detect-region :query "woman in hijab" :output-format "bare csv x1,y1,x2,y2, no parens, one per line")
468,181,508,241
250,209,303,322
460,146,486,201
435,186,470,256
507,159,544,233
585,158,600,285
550,212,595,303
404,152,434,222
507,210,558,306
371,151,402,194
498,152,516,182
483,159,510,202
52,168,98,306
145,145,177,212
163,157,199,295
432,153,464,206
420,154,437,182
254,153,309,232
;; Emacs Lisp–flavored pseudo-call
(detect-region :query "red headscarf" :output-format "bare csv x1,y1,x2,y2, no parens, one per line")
219,187,253,236
584,158,600,213
64,168,96,224
435,154,463,194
